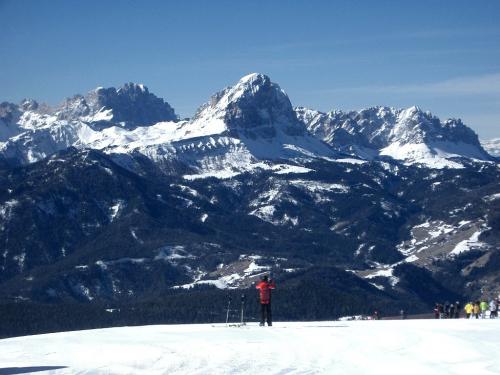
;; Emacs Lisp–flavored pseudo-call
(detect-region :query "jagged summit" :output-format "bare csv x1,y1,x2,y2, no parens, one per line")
192,73,303,139
57,82,178,129
0,75,494,169
296,105,491,168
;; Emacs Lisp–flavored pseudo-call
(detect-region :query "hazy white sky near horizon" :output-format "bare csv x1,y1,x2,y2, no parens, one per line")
1,0,499,138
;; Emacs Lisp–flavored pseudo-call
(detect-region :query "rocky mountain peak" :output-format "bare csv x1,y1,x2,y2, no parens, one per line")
0,102,23,141
193,73,303,139
57,83,177,130
0,102,21,124
19,99,40,111
390,107,482,147
297,105,491,167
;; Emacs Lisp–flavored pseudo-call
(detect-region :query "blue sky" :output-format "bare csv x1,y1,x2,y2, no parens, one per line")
1,0,499,138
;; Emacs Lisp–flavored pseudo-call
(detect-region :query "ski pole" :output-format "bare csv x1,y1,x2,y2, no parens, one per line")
226,295,232,325
240,294,246,325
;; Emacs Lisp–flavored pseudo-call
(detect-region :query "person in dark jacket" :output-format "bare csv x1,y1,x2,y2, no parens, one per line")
434,303,440,319
454,301,461,319
256,275,276,326
449,303,455,319
444,302,450,319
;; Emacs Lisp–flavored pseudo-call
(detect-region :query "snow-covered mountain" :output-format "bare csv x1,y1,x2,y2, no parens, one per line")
1,73,499,323
1,74,338,175
296,106,492,168
0,74,493,171
0,83,178,164
57,82,177,129
481,138,500,157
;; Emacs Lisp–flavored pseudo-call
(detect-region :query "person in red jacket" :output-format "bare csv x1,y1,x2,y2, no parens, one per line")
256,275,276,326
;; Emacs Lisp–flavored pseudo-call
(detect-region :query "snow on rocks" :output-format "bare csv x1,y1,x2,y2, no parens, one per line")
364,267,400,287
271,164,314,175
483,192,500,202
108,200,125,222
154,245,195,262
174,255,272,290
379,142,466,169
0,199,19,221
450,231,486,256
396,219,490,263
356,219,490,285
298,104,491,169
289,179,349,194
331,158,368,165
249,205,299,227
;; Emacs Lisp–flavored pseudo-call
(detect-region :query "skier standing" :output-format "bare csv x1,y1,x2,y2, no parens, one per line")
449,303,455,319
400,309,407,320
256,275,276,326
434,303,440,319
437,303,444,319
480,300,489,319
454,301,461,319
464,302,473,319
444,302,450,319
473,302,481,319
489,299,497,319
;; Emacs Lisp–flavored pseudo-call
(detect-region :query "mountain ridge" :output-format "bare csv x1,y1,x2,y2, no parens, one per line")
296,105,492,169
0,73,491,168
1,74,494,171
0,74,499,313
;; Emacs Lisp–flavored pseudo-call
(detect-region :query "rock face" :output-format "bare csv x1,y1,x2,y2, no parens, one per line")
193,73,304,139
0,102,22,141
57,83,178,129
296,106,491,168
0,74,499,314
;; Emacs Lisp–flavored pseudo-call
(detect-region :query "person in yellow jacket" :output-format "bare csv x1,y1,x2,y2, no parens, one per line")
464,302,474,319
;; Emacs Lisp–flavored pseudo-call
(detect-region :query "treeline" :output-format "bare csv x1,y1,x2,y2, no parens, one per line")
0,266,439,338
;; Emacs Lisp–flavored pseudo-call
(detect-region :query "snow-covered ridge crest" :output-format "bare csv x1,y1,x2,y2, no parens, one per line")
56,82,178,130
0,74,339,178
296,105,492,169
0,74,492,171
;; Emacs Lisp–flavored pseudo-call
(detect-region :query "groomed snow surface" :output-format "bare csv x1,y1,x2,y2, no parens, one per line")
1,320,499,374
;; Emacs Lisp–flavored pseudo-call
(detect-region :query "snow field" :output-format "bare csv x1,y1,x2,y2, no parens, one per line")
1,319,499,374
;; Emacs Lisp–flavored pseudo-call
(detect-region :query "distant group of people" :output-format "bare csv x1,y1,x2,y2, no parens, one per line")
433,298,499,319
464,298,499,319
434,301,461,319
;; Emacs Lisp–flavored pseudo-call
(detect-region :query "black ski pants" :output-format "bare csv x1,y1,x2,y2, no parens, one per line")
261,303,272,326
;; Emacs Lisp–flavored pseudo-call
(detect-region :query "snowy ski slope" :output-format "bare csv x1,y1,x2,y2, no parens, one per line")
1,320,499,374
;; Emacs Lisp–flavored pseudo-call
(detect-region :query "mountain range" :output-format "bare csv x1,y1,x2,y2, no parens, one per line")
1,73,499,323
